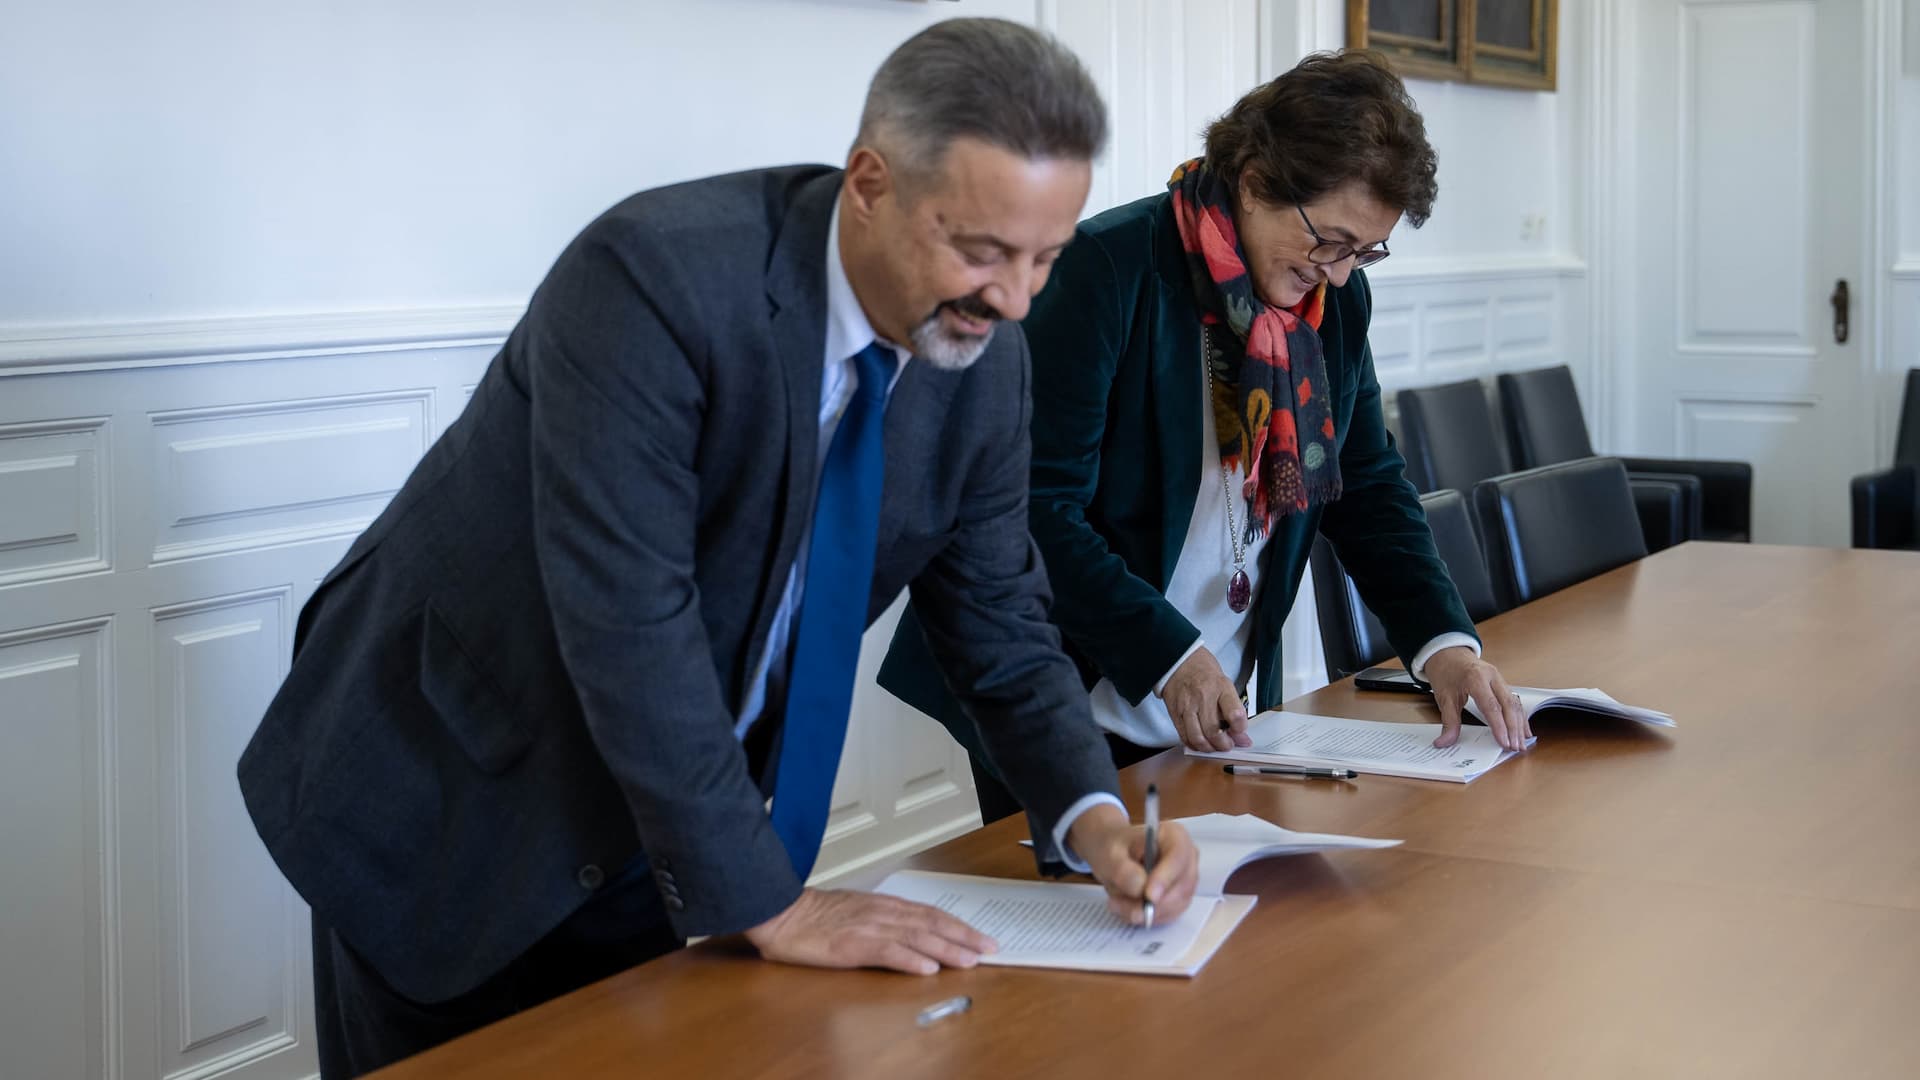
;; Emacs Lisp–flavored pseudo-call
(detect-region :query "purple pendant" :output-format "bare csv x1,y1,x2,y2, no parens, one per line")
1227,568,1252,613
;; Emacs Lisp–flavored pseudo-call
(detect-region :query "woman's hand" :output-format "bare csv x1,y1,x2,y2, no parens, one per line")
1157,646,1252,751
1423,647,1531,751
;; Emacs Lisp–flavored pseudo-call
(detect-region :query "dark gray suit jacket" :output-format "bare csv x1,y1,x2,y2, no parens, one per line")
237,166,1120,1004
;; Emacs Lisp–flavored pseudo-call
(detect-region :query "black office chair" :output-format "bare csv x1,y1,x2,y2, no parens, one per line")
1397,378,1693,554
1497,364,1753,542
1310,489,1502,682
1395,379,1512,496
1850,368,1920,550
1472,458,1650,608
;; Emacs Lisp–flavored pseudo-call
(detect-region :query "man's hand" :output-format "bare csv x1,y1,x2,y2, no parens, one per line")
1157,646,1251,752
1423,646,1531,751
1067,802,1199,926
743,888,997,975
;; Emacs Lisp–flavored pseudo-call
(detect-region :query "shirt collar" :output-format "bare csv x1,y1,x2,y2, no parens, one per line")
826,199,909,367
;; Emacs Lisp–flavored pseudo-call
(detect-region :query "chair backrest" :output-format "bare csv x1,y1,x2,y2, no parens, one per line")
1472,458,1649,608
1396,378,1512,493
1309,489,1502,681
1893,368,1920,468
1497,364,1598,468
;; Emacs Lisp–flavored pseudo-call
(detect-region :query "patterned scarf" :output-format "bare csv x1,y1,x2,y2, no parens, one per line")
1169,158,1340,540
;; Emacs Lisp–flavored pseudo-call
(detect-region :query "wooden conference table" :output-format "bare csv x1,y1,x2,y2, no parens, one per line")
376,544,1920,1079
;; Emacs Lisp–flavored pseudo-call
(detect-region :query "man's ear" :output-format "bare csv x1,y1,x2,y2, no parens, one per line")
842,146,895,223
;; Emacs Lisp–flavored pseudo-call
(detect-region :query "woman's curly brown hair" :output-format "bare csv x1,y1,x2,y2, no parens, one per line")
1203,50,1439,226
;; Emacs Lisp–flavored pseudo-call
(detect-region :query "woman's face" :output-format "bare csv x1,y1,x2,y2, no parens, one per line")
1232,177,1402,308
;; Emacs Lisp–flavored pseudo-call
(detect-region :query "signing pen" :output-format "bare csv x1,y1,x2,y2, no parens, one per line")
1142,783,1159,930
1222,764,1357,780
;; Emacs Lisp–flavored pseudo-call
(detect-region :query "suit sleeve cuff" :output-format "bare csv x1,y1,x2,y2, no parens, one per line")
1152,639,1207,696
1044,792,1127,873
1410,633,1481,681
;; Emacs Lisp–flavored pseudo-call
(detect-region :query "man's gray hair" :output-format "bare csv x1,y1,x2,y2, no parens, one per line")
855,17,1108,183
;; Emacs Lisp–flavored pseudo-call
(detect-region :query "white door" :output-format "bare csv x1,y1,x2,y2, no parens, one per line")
1628,0,1871,546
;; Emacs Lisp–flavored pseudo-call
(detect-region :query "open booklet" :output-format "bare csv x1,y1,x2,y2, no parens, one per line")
1466,685,1676,728
875,814,1399,977
1188,711,1535,783
1178,811,1402,894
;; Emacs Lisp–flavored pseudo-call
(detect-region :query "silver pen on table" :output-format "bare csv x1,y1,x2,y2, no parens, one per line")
1222,764,1357,780
1142,783,1159,930
916,995,972,1027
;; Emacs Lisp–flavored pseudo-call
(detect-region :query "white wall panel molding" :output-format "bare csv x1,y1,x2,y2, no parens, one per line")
147,391,434,565
0,616,116,1080
1366,253,1590,285
0,306,521,378
1366,271,1590,392
1673,394,1823,544
150,587,307,1080
1885,274,1920,463
1673,1,1816,354
0,416,113,588
1866,0,1903,474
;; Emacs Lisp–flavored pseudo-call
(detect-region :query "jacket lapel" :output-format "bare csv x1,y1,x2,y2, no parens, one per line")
877,359,963,553
738,170,840,707
1149,198,1204,589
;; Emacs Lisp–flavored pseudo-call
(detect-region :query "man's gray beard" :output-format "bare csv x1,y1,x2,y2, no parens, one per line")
909,314,997,370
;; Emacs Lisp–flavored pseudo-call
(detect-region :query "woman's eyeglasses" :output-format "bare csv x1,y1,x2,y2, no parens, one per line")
1297,204,1391,269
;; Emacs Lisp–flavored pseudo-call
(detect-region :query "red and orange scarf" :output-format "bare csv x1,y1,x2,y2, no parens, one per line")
1169,158,1340,540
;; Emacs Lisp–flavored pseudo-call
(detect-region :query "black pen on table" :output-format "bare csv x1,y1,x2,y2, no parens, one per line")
1142,783,1159,930
1222,764,1357,780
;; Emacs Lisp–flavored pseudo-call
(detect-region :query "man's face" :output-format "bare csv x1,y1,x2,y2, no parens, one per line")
843,136,1090,369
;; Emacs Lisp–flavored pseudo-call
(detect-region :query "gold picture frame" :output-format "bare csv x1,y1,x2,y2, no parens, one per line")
1347,0,1558,91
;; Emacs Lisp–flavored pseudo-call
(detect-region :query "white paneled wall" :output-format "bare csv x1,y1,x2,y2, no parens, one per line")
1,343,495,1080
1,618,110,1080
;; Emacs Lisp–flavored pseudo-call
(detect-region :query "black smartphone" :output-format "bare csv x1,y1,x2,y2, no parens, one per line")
1352,665,1430,694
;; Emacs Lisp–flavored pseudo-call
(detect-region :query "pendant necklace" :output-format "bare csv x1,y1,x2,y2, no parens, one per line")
1202,325,1252,614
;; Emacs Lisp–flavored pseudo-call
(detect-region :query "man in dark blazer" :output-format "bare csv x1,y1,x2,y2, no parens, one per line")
238,19,1197,1077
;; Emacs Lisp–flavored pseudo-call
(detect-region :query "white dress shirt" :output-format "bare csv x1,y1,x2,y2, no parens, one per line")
736,202,1122,871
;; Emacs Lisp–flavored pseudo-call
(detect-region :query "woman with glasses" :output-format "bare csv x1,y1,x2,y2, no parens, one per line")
882,51,1528,822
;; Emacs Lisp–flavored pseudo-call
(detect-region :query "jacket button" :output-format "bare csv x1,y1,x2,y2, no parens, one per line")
576,864,605,890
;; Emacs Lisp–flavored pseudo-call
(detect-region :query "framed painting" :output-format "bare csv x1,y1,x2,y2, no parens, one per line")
1468,0,1557,89
1346,0,1469,83
1348,0,1557,91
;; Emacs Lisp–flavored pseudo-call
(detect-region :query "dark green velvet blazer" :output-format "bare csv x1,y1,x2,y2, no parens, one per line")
879,192,1473,763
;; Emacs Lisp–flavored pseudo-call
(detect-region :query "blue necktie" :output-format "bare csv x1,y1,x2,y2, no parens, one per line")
769,342,892,878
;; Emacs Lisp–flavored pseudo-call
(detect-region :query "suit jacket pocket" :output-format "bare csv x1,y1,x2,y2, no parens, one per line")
419,601,532,774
